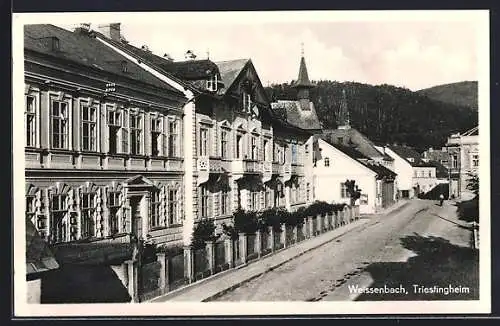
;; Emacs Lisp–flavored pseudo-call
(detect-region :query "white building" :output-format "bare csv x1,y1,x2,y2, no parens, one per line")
311,137,397,214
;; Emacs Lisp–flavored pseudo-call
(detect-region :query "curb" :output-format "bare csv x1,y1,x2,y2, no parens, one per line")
202,219,370,302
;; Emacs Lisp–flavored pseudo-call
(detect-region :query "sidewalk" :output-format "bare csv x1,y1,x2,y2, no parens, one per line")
149,201,409,302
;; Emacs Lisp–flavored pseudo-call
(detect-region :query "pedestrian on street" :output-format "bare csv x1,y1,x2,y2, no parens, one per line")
439,193,444,206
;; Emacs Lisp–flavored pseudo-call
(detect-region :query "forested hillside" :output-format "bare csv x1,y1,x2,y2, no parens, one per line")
265,81,478,152
417,81,478,110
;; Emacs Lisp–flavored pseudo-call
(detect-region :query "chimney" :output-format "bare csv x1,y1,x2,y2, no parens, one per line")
98,23,121,42
74,23,91,35
184,50,197,60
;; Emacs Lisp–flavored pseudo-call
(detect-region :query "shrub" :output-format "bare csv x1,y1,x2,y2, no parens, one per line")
260,208,283,232
191,218,217,249
156,243,184,256
221,222,239,240
233,209,259,234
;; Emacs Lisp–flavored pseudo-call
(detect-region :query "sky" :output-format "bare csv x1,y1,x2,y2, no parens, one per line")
53,11,483,91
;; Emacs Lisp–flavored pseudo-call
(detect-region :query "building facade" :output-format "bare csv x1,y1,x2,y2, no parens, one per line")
24,24,188,250
445,126,479,199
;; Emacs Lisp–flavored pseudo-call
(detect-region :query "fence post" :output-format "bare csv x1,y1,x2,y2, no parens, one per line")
205,240,215,275
256,229,262,258
183,245,194,284
269,226,275,252
125,259,139,303
156,252,169,294
224,238,234,268
280,224,287,248
239,233,247,265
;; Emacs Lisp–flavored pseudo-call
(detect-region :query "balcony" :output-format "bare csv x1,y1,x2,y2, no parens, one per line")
231,159,261,175
281,162,292,182
291,163,304,176
272,162,281,175
197,156,229,174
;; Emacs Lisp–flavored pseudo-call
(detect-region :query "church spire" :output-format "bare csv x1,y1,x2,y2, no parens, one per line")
293,44,314,111
338,88,351,129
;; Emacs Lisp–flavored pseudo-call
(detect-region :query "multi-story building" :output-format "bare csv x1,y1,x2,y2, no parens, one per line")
23,24,189,253
445,126,479,199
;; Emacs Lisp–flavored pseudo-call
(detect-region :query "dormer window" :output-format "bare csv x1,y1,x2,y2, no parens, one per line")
242,91,252,113
121,61,128,73
51,37,60,51
206,74,218,92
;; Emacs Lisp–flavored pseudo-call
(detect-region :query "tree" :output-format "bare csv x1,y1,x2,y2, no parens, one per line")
466,173,479,197
345,179,362,206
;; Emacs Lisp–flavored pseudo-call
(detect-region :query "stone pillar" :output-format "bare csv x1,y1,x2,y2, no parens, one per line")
255,230,262,258
183,245,194,283
206,240,216,275
293,224,298,243
308,216,314,237
317,214,323,234
224,238,234,268
125,260,139,303
302,221,307,240
156,252,169,294
239,233,247,265
280,224,286,248
269,226,275,252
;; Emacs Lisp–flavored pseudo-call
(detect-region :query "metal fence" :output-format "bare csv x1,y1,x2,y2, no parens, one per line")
261,231,271,256
233,239,242,266
214,241,227,273
273,231,283,250
285,226,295,246
194,247,210,280
168,252,185,291
297,225,305,242
246,234,258,261
139,261,162,301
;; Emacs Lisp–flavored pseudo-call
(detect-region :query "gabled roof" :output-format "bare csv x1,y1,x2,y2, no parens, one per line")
24,24,183,95
271,100,322,131
322,128,393,161
319,138,395,179
293,56,314,89
26,219,59,276
215,59,249,95
388,145,427,167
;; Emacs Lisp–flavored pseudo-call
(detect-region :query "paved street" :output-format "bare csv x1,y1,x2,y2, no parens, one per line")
214,199,479,301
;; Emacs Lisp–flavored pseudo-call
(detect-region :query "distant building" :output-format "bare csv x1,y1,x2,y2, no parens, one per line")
422,147,450,168
445,126,479,199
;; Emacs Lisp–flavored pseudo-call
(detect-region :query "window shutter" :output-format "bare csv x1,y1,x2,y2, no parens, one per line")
121,110,128,154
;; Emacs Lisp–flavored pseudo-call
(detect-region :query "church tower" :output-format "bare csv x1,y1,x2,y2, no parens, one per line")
337,88,351,129
292,46,315,111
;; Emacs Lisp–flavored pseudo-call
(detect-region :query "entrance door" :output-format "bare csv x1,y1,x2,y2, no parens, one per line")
129,196,142,239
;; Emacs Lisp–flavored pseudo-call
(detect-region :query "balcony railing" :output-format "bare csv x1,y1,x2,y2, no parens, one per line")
272,162,281,174
231,159,261,174
291,163,304,176
197,156,230,174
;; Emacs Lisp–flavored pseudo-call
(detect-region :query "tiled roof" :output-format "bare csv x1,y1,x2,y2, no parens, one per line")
215,59,249,94
426,160,449,178
388,145,427,167
322,128,393,161
320,138,397,179
24,24,182,95
26,219,59,275
271,100,322,131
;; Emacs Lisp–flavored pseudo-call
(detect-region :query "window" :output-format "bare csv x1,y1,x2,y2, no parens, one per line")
263,140,269,161
220,189,230,215
242,92,251,112
26,195,36,223
428,170,432,178
151,117,162,157
221,129,229,159
291,184,298,204
200,185,209,218
324,157,330,167
207,74,218,92
81,105,97,151
251,191,260,211
451,154,458,168
51,100,68,149
150,189,161,229
200,127,209,156
340,183,348,198
168,120,178,157
306,183,310,201
264,185,272,208
360,194,368,205
81,192,96,238
25,96,36,147
108,191,121,235
107,108,122,154
337,137,343,144
251,136,258,160
472,154,479,167
168,189,178,225
50,194,68,243
236,133,243,159
129,113,142,155
291,144,297,164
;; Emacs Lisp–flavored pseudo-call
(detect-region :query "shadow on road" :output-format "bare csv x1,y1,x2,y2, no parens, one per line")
354,233,479,301
456,196,479,224
41,264,131,303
